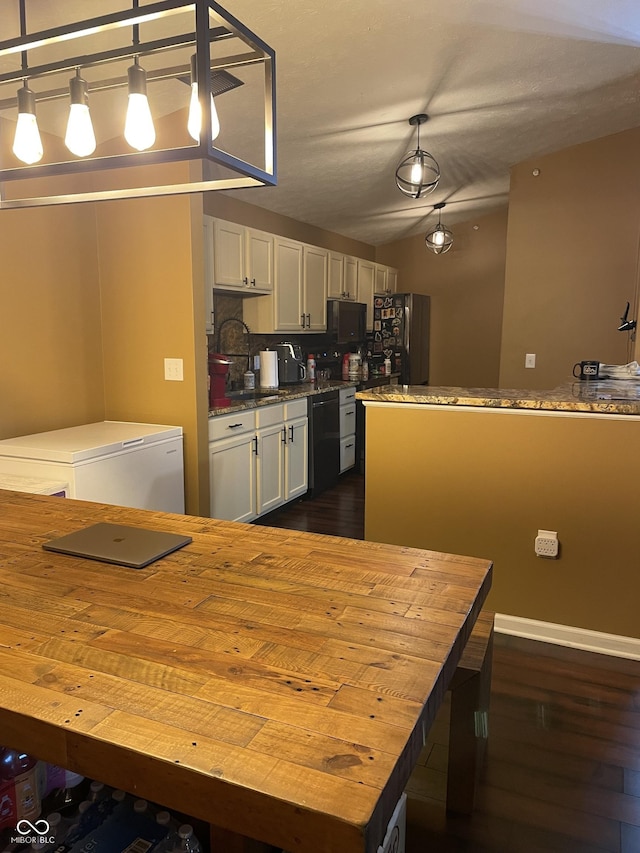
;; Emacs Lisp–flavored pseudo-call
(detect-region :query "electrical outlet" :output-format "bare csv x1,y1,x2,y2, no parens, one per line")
164,357,184,381
535,529,558,558
525,353,536,368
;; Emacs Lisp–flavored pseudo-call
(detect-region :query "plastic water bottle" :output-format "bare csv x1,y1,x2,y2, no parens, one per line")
133,798,149,815
153,810,177,852
166,823,202,852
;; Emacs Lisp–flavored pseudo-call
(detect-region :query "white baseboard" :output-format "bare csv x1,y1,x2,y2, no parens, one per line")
494,614,640,661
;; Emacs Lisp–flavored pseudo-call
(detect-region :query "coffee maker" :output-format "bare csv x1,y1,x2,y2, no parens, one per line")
208,352,233,408
276,342,307,385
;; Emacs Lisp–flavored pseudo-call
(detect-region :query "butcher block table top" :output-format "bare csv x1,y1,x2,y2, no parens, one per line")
0,490,492,853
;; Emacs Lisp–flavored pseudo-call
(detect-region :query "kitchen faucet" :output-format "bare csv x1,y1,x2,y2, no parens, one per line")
214,317,253,372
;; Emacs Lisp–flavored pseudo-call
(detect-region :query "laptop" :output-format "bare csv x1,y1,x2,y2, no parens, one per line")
42,522,192,569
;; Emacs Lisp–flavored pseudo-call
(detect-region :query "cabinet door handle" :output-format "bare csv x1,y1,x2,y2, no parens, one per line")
289,424,294,442
228,423,244,429
301,313,306,328
346,411,354,417
243,276,249,286
253,436,258,455
282,426,287,444
251,278,256,286
306,313,311,327
346,443,354,449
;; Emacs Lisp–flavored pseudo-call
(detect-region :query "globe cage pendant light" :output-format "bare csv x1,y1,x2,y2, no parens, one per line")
425,202,454,254
395,113,440,199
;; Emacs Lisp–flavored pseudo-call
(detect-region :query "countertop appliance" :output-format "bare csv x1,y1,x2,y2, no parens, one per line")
0,421,185,513
373,292,430,385
276,342,307,385
209,351,234,408
307,390,340,497
326,299,367,344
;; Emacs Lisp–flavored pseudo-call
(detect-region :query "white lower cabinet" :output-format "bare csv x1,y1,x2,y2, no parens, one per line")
209,401,308,521
339,386,357,473
284,411,309,500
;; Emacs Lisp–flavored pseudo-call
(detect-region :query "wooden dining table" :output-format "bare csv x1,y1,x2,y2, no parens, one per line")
0,489,492,853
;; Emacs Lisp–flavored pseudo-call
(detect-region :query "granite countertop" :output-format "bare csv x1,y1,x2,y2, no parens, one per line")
356,379,640,415
208,379,357,416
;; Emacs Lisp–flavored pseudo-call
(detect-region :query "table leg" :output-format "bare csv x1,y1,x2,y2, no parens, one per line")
446,624,493,814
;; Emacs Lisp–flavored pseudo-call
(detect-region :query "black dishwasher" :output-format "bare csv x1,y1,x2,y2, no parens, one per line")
307,390,340,497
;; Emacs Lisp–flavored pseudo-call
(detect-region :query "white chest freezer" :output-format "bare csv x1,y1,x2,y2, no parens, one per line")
0,421,185,513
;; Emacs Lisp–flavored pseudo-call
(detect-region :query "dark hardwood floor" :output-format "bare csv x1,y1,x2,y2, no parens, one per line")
259,472,640,853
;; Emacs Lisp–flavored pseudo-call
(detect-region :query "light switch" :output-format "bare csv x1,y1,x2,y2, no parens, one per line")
164,357,184,381
525,353,536,369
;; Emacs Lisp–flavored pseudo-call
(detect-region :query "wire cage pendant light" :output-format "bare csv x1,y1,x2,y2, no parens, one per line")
0,0,277,209
395,113,440,199
425,202,453,254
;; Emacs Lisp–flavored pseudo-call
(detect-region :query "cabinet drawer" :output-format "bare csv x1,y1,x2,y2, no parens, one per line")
339,386,357,406
208,411,255,442
340,435,356,473
255,402,284,428
339,403,356,437
284,398,308,421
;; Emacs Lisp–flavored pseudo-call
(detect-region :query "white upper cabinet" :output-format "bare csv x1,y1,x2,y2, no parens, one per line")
374,263,398,295
328,252,356,300
244,238,327,333
357,259,376,332
303,244,328,331
205,216,274,294
273,237,305,331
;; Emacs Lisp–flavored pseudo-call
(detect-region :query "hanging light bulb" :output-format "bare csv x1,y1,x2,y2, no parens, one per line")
395,114,439,199
124,58,155,151
425,203,454,255
65,69,96,157
12,82,43,165
187,54,220,142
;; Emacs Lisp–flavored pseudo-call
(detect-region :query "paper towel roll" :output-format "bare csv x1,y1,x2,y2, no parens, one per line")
259,350,279,389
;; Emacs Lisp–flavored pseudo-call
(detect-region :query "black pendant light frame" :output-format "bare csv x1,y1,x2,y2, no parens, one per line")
425,202,454,254
395,113,440,199
0,0,277,208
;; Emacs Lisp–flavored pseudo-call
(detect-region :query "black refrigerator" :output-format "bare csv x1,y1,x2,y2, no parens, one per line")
372,292,430,385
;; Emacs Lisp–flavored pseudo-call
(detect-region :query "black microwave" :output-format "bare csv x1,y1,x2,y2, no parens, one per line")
326,300,366,343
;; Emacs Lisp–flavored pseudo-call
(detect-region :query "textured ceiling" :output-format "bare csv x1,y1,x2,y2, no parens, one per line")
220,0,640,245
2,1,640,245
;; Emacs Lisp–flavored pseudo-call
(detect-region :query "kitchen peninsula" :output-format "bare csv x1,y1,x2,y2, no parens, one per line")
0,490,491,853
358,380,640,645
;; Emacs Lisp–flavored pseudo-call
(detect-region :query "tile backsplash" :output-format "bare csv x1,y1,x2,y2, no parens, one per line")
208,293,366,389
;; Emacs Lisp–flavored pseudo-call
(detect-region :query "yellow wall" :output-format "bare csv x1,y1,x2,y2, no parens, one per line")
500,127,640,389
375,210,508,387
0,203,105,438
95,181,209,517
364,403,640,639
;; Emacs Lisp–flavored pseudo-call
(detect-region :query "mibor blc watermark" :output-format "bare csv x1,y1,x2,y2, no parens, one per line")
12,817,54,845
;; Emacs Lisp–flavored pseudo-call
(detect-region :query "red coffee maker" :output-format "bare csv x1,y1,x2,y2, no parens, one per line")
208,352,233,408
